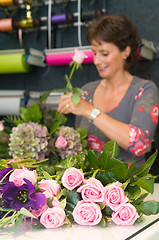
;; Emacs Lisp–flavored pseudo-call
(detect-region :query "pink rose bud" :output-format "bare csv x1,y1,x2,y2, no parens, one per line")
40,207,65,228
73,48,88,64
38,179,61,198
77,177,104,202
62,167,84,190
55,136,67,149
9,167,37,186
52,197,61,208
31,204,48,218
112,203,140,225
0,121,4,131
72,200,102,226
103,181,129,211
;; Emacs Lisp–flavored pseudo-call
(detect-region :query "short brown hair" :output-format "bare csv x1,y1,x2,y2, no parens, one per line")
86,14,140,70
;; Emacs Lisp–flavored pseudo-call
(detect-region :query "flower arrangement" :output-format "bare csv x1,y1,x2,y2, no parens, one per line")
0,49,159,233
0,140,159,232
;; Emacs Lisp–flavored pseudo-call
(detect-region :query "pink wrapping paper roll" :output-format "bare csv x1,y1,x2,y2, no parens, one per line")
0,18,13,32
45,50,94,66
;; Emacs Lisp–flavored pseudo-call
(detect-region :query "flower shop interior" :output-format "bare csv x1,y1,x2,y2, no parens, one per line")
0,0,159,239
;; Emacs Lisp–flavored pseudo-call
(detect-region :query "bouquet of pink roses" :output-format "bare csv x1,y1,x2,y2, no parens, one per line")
0,140,159,232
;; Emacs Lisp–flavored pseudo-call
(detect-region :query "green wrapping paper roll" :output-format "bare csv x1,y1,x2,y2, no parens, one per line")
0,53,32,74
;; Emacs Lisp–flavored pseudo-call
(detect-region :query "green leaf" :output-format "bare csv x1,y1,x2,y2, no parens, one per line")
72,88,83,104
132,193,149,205
97,153,129,180
85,149,99,169
135,149,158,178
41,168,53,180
9,214,24,232
66,189,81,206
66,202,76,211
40,88,67,103
47,197,54,208
65,216,72,228
128,161,137,177
40,90,52,102
125,185,141,200
104,141,120,158
136,201,159,215
20,208,37,219
99,218,107,227
20,103,42,123
50,121,62,135
60,198,67,209
95,170,117,186
76,127,88,140
134,176,155,194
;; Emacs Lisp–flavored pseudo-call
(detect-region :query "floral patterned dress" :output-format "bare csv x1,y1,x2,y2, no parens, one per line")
75,76,159,167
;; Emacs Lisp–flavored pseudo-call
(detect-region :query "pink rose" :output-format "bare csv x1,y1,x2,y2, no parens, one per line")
55,136,67,148
112,203,140,225
52,197,61,208
38,179,60,198
103,182,129,211
62,167,84,190
72,200,102,226
9,158,21,163
40,207,65,228
9,167,37,186
73,48,88,64
77,177,104,202
0,121,4,131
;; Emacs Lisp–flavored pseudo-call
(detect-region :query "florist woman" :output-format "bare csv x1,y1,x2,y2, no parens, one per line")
57,14,159,167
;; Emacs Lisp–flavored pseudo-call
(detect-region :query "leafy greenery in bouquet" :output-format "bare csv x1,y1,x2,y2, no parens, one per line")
0,140,159,232
0,102,88,172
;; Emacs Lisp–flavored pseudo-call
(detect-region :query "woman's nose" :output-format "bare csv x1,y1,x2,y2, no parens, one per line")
93,54,101,65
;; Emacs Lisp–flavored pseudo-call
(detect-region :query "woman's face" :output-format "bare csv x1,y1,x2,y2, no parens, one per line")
91,40,129,79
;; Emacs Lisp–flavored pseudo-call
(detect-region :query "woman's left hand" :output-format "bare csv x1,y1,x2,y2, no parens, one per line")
57,92,92,118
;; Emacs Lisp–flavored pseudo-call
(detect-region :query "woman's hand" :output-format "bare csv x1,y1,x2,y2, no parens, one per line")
57,92,92,118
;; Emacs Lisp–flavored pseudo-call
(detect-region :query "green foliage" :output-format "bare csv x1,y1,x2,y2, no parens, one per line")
71,88,84,104
54,140,159,215
20,103,42,123
136,201,159,215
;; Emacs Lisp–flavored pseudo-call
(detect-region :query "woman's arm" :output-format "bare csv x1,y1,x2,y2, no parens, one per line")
57,81,159,155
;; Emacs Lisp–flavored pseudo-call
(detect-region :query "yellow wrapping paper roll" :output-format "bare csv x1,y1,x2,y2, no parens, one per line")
0,0,13,6
0,54,32,74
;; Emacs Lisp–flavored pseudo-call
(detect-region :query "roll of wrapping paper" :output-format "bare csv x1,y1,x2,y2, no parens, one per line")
45,50,94,66
0,52,32,74
0,0,14,6
0,18,13,32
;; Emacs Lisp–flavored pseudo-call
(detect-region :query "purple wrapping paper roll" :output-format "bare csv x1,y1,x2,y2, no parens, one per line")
51,14,67,24
45,51,94,66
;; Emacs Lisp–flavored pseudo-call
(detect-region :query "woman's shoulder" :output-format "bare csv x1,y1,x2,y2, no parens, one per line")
81,80,101,91
131,76,158,91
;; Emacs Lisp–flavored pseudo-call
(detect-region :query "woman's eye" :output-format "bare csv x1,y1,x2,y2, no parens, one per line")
103,53,108,56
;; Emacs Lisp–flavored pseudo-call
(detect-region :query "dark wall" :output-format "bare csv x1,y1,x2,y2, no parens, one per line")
0,0,159,91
